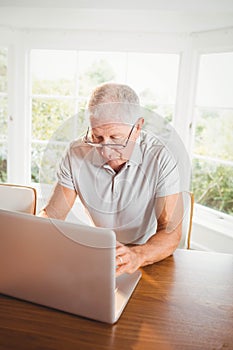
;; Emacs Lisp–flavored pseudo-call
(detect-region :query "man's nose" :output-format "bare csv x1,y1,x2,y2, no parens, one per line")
101,146,114,160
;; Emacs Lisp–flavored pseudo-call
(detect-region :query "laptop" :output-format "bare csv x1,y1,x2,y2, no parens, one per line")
0,209,141,324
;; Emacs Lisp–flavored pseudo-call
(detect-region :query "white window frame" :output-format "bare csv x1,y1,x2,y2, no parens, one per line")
187,28,233,248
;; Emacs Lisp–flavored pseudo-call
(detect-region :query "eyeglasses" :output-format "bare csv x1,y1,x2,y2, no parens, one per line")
84,124,136,150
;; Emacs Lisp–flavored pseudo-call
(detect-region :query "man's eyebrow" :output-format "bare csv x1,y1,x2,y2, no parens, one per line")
92,131,124,137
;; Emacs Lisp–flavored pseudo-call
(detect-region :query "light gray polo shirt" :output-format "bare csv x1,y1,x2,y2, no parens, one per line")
57,130,183,244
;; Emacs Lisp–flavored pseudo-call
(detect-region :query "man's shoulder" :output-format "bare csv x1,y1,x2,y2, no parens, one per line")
140,130,164,152
140,130,176,167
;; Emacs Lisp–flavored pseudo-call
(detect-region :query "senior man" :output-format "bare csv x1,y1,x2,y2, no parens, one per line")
39,82,187,276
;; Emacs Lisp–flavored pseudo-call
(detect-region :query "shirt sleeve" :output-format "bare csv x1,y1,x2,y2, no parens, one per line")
155,147,181,197
56,146,75,190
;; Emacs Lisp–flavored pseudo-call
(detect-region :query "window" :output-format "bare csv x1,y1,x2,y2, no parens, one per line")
30,50,180,185
31,50,78,184
192,52,233,216
0,48,7,183
126,53,179,124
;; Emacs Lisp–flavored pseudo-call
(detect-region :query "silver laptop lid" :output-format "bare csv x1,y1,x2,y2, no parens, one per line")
0,209,116,323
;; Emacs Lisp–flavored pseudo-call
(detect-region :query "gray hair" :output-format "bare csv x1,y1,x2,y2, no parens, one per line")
88,82,140,107
87,83,140,126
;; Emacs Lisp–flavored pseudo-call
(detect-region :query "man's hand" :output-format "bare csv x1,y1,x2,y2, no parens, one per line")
115,193,183,276
116,241,143,276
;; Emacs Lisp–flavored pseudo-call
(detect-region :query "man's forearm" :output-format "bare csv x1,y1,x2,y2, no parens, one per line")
131,228,181,267
38,205,68,220
37,183,77,220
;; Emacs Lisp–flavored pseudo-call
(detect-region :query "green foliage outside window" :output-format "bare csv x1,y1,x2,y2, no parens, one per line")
192,158,233,215
194,109,233,161
78,59,116,97
0,96,8,137
32,78,75,96
192,108,233,215
0,49,7,92
32,98,76,140
0,153,7,182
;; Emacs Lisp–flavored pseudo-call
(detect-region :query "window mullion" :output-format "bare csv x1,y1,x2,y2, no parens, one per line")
7,41,31,184
173,45,199,154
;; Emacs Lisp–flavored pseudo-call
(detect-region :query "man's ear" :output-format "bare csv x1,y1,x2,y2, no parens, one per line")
136,117,144,132
133,118,144,140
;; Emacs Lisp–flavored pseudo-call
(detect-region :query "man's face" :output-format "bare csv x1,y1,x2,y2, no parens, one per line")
90,122,140,171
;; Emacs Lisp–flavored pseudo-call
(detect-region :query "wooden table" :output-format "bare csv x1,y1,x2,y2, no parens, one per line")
0,249,232,350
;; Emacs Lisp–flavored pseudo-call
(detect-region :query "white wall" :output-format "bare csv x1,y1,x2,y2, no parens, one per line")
0,3,233,33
